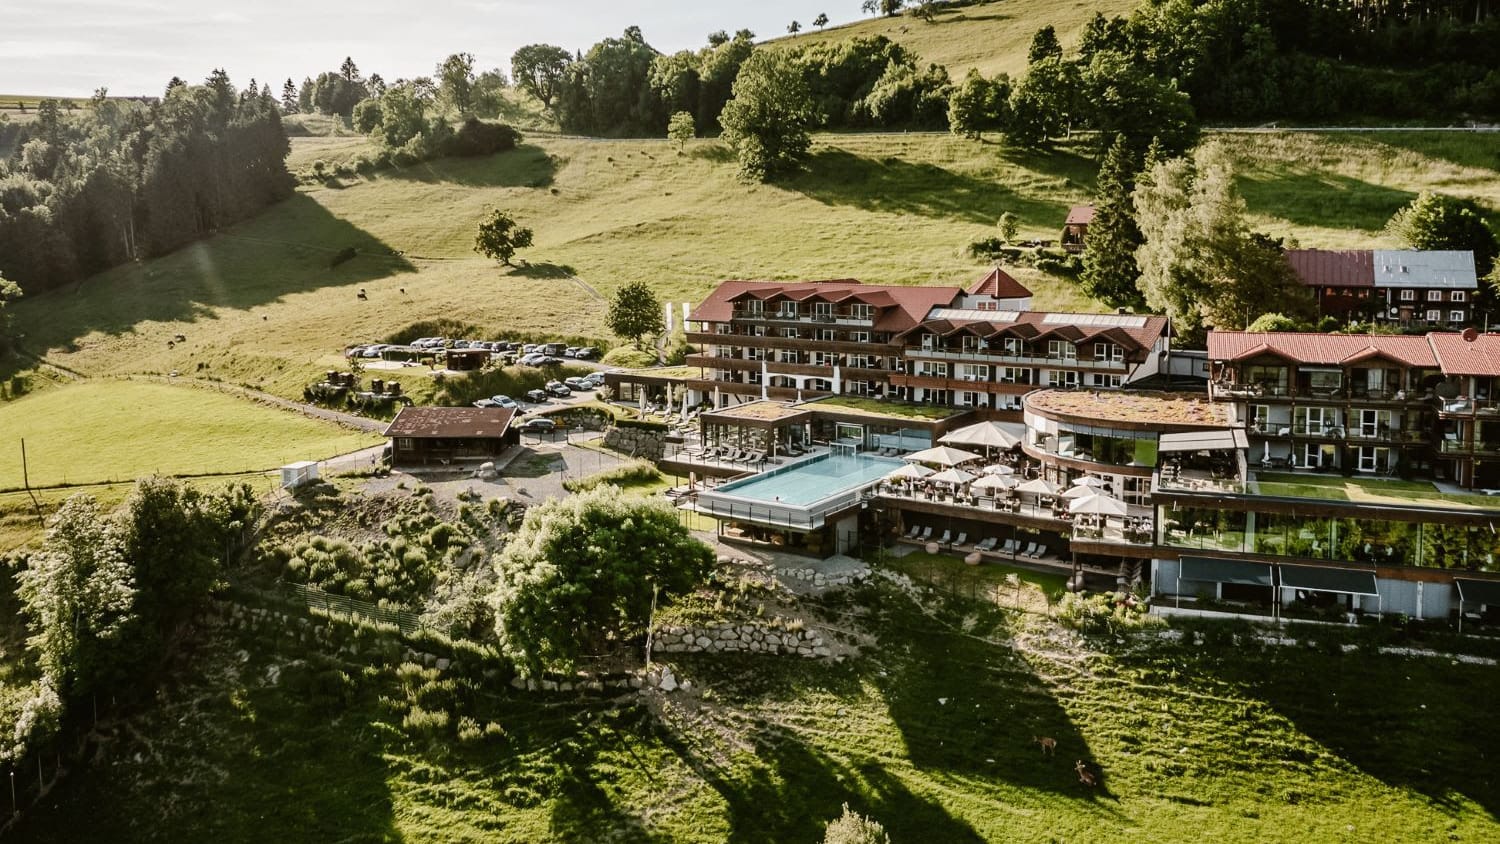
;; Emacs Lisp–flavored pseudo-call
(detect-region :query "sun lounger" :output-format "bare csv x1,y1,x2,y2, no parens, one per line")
906,524,922,539
919,527,933,541
1020,542,1038,558
937,529,952,545
953,532,968,548
1032,544,1048,559
999,539,1017,555
976,537,998,551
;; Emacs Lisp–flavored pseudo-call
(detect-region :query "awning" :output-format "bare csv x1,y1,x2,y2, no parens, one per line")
1278,564,1379,596
1179,556,1274,587
1159,429,1250,453
1455,578,1500,606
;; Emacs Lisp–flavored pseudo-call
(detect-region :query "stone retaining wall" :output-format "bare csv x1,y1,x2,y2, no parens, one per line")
652,622,831,658
603,426,666,460
775,563,872,590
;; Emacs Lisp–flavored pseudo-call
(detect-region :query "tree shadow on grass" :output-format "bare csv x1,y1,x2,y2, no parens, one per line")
787,148,1073,228
510,261,579,280
1237,168,1418,234
689,143,737,165
1358,131,1500,176
1177,638,1500,817
378,144,558,189
13,192,415,357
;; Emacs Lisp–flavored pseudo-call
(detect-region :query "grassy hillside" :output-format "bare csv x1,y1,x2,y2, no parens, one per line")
0,381,378,490
10,130,1498,406
12,578,1500,842
776,0,1138,81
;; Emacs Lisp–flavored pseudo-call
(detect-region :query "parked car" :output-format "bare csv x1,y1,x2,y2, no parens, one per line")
516,417,557,434
518,353,546,366
542,342,567,356
490,394,519,409
573,346,599,360
539,356,565,366
522,344,539,354
564,376,593,392
545,380,572,398
563,346,580,358
583,372,607,388
472,398,499,408
524,388,548,403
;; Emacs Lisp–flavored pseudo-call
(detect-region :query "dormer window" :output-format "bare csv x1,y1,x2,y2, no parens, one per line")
850,303,874,320
742,299,763,315
813,302,834,321
920,333,937,350
778,301,799,319
1048,340,1076,361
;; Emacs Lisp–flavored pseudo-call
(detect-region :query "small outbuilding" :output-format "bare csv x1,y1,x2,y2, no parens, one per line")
384,406,519,467
1061,205,1095,253
443,348,492,372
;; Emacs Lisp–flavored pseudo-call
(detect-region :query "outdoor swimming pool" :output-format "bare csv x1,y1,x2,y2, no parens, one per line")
713,453,905,506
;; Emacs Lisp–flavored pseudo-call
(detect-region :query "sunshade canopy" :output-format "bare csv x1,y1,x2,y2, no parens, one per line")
1061,484,1103,499
886,463,934,480
982,464,1017,476
1278,564,1379,596
1069,493,1129,516
930,468,976,485
971,474,1019,492
939,420,1023,449
904,445,984,467
1179,556,1274,587
1071,475,1109,488
1015,478,1060,495
1159,429,1250,453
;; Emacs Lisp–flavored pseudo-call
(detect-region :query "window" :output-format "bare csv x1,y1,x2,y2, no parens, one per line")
961,335,980,353
813,302,834,321
1426,309,1442,323
958,391,984,407
1427,290,1443,302
917,361,948,377
1090,374,1123,388
1252,404,1269,432
998,367,1030,384
958,364,989,381
777,301,798,319
976,301,998,311
1451,310,1466,323
817,329,835,341
920,333,937,350
778,349,799,363
1047,370,1080,388
746,348,765,361
1048,340,1076,360
849,331,870,343
715,323,732,334
1399,290,1416,302
1002,337,1023,356
850,304,874,321
397,438,415,450
781,327,799,338
742,299,764,315
1452,291,1467,303
1093,342,1124,362
812,351,834,366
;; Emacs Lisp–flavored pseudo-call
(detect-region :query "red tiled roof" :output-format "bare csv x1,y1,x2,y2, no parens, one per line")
1065,205,1095,225
690,280,962,334
1286,249,1375,289
966,268,1033,299
903,311,1170,353
1206,332,1438,368
1427,332,1500,377
383,406,516,439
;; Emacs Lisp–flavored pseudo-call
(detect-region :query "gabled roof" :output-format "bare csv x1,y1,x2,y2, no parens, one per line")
966,268,1033,300
690,280,962,334
1427,332,1500,377
1207,332,1439,369
903,310,1169,352
1065,205,1096,225
1372,250,1477,290
384,407,516,439
1286,249,1375,288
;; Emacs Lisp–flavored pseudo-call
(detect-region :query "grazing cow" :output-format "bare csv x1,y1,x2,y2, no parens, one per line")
357,288,368,300
1033,736,1056,756
1075,760,1097,787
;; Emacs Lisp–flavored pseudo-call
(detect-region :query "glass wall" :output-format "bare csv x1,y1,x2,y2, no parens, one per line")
1157,504,1500,572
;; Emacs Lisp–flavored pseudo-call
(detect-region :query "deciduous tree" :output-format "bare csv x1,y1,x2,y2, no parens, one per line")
491,487,713,676
1027,25,1062,65
0,274,21,354
511,44,572,111
814,13,829,29
788,20,802,36
947,69,1010,140
438,52,477,115
667,110,695,149
607,280,666,348
473,210,534,266
719,49,816,182
1385,191,1498,278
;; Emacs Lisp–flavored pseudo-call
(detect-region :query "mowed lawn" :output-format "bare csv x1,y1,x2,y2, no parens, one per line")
0,381,379,490
13,129,1496,405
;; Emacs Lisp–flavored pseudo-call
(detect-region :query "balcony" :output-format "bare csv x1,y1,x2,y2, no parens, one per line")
876,482,1156,552
688,332,896,356
890,373,1032,394
1439,438,1500,456
1212,381,1421,404
729,308,874,327
906,348,1128,371
1436,398,1500,417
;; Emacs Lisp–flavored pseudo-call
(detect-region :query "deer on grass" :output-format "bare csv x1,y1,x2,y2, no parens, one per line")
1075,759,1098,787
1032,736,1056,756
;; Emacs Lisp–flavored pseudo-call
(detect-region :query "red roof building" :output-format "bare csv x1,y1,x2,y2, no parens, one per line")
965,268,1033,301
1286,249,1477,327
1061,205,1095,253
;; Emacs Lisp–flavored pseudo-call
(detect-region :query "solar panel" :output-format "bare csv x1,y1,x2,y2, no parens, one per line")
1041,313,1149,329
926,308,1021,323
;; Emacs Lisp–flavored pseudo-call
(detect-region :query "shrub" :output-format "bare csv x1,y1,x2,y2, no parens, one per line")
443,118,522,157
823,804,890,844
563,459,663,493
402,705,450,737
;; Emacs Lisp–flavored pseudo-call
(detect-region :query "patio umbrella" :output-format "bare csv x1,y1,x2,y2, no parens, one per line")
929,468,976,486
887,463,934,481
1071,475,1108,488
939,420,1022,450
1069,493,1129,516
904,445,983,467
971,474,1018,492
1015,478,1059,496
981,463,1017,476
1061,484,1104,499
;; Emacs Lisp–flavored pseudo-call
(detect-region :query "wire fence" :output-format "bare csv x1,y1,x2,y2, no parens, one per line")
282,581,425,637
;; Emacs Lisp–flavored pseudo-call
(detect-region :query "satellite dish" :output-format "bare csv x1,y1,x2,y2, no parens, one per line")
1389,307,1400,317
1435,379,1463,400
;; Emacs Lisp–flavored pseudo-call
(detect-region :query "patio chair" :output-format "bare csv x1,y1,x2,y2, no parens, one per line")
744,450,765,466
937,529,952,545
1029,544,1048,559
999,539,1018,556
975,537,997,551
919,526,934,541
953,532,968,548
906,524,922,539
1019,542,1038,558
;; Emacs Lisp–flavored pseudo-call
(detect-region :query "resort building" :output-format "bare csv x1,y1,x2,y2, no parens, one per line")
1061,205,1094,253
1287,249,1477,327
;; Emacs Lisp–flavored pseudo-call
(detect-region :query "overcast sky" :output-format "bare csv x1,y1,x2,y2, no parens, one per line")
2,0,868,98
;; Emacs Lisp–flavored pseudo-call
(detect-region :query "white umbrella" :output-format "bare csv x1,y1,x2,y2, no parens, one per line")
904,445,984,467
1069,493,1129,516
887,463,934,481
1015,478,1059,496
929,468,976,486
971,474,1018,492
1071,475,1108,488
981,464,1017,476
939,420,1022,450
1061,484,1102,499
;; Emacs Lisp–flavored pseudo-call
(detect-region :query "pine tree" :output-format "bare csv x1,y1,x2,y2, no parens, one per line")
281,78,298,114
1080,135,1145,309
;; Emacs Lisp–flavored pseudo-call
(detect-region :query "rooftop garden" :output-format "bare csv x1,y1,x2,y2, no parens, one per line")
709,401,813,422
1026,390,1230,428
1252,472,1498,510
813,395,962,422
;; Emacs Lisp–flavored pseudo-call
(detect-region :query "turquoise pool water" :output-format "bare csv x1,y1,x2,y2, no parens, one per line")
714,453,905,506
